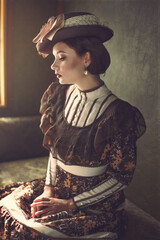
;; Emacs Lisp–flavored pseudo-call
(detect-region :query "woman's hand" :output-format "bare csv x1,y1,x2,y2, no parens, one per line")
30,198,76,218
31,186,54,218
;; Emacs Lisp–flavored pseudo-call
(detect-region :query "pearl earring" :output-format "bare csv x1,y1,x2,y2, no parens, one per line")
84,68,88,76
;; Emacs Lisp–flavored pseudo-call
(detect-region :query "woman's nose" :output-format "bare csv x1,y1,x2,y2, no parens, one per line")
51,61,58,71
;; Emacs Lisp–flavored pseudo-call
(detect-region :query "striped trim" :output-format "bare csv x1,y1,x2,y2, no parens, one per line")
96,94,117,119
75,94,87,126
65,95,78,120
83,98,98,127
93,93,113,121
70,97,83,124
74,178,126,208
64,86,76,108
64,85,117,127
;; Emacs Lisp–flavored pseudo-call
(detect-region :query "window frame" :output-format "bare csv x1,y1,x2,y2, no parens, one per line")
0,0,12,115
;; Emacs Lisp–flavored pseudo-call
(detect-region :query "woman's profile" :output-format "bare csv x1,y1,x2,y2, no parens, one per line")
0,12,146,240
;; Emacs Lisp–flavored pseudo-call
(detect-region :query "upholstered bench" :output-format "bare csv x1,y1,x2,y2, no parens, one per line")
0,116,47,163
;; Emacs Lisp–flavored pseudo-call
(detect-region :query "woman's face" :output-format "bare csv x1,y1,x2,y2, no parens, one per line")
51,42,86,85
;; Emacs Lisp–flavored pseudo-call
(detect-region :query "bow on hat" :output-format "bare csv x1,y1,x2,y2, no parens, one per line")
33,14,65,58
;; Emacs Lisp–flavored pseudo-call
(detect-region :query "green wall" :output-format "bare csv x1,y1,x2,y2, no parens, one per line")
63,0,160,221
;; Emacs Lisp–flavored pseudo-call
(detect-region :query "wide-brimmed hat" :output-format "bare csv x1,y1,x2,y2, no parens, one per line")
33,12,113,58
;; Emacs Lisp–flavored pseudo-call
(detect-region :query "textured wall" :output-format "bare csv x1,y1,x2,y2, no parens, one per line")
7,0,59,116
63,0,160,220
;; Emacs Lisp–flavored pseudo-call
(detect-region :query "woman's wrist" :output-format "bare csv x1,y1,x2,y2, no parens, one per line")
67,198,77,212
43,185,54,197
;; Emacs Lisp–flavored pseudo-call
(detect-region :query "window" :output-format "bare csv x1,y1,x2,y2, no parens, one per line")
0,0,6,107
0,0,12,113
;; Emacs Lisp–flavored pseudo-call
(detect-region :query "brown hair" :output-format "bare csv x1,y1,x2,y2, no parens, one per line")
62,37,111,75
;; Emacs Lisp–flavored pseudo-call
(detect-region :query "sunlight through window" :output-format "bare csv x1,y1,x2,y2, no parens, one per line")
0,0,6,107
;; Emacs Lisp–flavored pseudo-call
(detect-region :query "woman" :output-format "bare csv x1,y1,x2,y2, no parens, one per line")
0,12,146,239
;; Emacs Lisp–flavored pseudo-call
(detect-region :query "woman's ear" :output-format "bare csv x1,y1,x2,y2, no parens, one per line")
84,51,92,67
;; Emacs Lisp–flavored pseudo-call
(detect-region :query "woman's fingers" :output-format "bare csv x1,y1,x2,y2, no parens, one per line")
31,199,49,218
40,210,54,217
31,198,52,218
33,197,50,203
31,206,37,218
31,197,68,218
35,207,53,217
31,203,38,218
31,200,51,208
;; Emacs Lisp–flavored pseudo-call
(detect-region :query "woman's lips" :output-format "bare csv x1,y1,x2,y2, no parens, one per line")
56,74,62,78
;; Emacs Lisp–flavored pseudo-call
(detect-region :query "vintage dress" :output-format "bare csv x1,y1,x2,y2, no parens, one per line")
0,82,146,240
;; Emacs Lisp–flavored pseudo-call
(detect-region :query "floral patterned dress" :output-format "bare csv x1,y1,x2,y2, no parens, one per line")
0,82,146,240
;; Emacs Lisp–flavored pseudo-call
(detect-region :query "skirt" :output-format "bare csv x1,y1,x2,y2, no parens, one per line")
0,178,126,240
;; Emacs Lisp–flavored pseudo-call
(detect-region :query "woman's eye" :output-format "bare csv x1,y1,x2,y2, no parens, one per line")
59,56,66,61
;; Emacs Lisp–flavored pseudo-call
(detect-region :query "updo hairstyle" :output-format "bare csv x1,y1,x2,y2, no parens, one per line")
62,37,111,75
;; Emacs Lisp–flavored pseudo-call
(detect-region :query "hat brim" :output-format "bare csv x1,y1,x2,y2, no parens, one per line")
38,25,113,55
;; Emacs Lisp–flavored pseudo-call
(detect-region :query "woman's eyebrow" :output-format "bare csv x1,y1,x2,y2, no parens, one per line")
57,50,66,54
53,50,66,56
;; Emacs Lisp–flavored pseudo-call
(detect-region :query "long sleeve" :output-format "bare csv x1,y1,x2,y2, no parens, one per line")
73,100,147,209
45,152,57,186
73,128,137,208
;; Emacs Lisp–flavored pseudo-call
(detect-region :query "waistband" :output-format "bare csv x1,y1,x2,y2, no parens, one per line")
56,158,107,177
